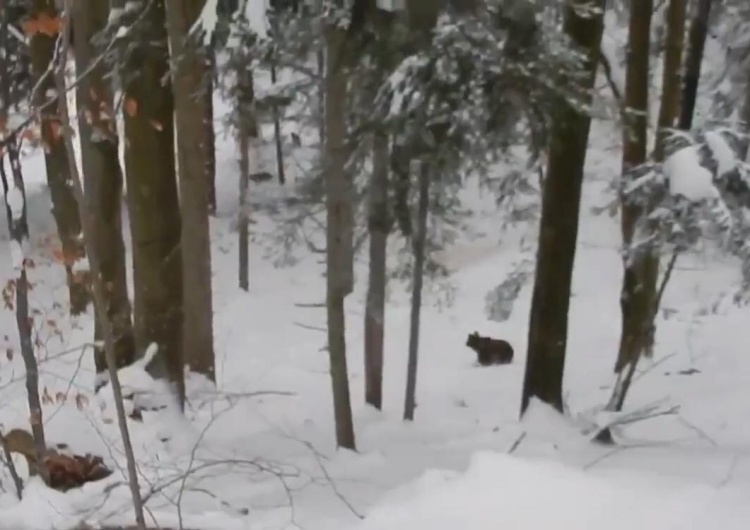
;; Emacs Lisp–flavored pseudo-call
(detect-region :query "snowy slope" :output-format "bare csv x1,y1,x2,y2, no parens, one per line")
1,27,750,530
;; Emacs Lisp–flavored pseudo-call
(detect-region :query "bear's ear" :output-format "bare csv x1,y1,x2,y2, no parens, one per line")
470,331,478,337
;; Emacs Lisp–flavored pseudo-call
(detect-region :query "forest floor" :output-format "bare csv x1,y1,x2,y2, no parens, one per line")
1,91,750,529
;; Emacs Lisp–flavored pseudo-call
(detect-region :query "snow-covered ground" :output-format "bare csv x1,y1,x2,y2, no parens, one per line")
2,70,750,530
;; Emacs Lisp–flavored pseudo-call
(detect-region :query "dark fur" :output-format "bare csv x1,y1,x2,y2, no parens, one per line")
466,332,514,366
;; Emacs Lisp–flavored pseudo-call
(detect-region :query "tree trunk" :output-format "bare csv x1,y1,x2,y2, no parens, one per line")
601,1,687,428
403,161,429,422
28,0,91,315
0,140,48,485
165,0,216,382
654,0,687,162
325,22,355,450
614,0,655,375
364,132,390,410
56,11,147,519
121,0,184,407
237,66,256,292
679,0,712,130
270,61,286,185
72,0,135,383
520,0,606,417
206,49,217,215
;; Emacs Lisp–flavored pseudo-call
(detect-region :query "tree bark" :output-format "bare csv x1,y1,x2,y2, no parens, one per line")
28,0,91,315
72,0,135,382
56,11,147,520
0,140,48,485
364,132,389,410
403,161,429,422
325,21,355,450
165,0,216,382
679,0,712,130
236,65,256,292
654,0,687,163
121,0,184,407
614,0,655,375
206,48,217,215
520,0,606,416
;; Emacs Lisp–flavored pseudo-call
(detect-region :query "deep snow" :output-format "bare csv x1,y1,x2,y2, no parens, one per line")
2,49,750,530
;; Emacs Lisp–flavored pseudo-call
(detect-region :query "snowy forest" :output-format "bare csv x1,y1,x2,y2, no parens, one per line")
1,0,750,528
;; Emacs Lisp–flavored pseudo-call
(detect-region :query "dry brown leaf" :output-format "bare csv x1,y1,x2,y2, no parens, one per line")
124,98,138,117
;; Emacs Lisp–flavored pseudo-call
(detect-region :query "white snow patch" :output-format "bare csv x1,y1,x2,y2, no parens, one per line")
192,0,220,46
245,0,270,39
665,145,718,201
5,185,25,221
353,451,714,530
0,479,77,530
71,256,90,274
9,240,25,271
704,130,737,177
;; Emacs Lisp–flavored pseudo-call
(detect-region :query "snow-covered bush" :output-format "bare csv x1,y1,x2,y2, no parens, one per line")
621,127,750,300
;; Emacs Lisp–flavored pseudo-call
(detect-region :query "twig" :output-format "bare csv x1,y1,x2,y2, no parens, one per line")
0,433,24,499
293,321,326,332
294,302,325,308
507,431,526,454
598,48,623,108
309,446,364,520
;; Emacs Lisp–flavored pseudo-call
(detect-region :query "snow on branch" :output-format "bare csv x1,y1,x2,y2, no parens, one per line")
621,127,750,299
190,0,220,46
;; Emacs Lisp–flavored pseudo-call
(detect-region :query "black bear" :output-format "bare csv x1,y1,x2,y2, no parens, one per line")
466,332,514,366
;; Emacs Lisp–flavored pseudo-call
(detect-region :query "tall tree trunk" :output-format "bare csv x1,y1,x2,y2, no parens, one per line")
237,65,256,292
56,10,146,519
0,140,48,485
520,0,606,417
614,0,655,376
403,161,429,422
166,0,216,382
270,61,286,185
602,0,686,428
316,0,325,144
679,0,712,130
121,0,184,407
325,18,355,450
72,0,135,383
654,0,687,162
364,132,389,410
27,0,91,315
206,48,217,215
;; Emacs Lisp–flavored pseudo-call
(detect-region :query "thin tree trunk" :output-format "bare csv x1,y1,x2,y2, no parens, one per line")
364,132,390,410
403,161,429,422
270,61,286,185
316,0,325,144
679,0,712,130
166,0,216,381
72,0,135,383
0,140,48,485
56,12,146,523
654,0,687,163
614,0,655,375
237,66,256,292
121,0,184,407
600,1,687,432
28,0,91,315
325,21,355,450
642,0,692,364
206,48,217,215
520,0,606,417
